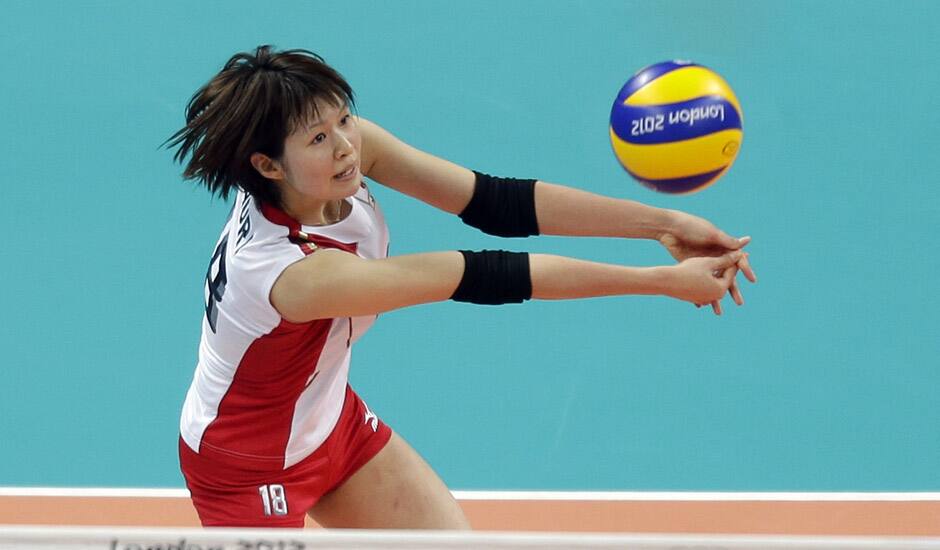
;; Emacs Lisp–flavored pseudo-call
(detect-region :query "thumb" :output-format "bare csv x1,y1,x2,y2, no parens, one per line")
713,250,745,269
720,233,751,250
717,231,745,250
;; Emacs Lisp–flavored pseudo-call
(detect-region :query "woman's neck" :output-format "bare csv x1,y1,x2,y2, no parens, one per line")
284,198,350,226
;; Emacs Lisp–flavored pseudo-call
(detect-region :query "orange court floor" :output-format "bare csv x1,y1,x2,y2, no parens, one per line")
1,490,938,536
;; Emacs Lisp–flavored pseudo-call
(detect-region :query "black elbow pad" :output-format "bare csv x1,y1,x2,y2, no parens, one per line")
458,171,540,237
451,250,532,305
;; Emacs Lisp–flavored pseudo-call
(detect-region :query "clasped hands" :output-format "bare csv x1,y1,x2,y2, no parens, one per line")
657,209,758,316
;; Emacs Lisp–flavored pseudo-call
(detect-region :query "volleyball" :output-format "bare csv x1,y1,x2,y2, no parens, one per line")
609,60,743,194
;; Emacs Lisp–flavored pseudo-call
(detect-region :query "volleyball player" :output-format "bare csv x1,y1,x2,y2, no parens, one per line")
168,45,756,530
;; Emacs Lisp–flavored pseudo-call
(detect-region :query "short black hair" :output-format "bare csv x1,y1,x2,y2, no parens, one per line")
166,45,355,207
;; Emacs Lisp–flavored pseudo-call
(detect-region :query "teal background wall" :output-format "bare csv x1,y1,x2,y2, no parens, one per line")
1,0,938,490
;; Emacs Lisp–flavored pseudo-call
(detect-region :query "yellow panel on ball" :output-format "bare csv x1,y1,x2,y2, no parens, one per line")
609,128,744,180
625,66,743,117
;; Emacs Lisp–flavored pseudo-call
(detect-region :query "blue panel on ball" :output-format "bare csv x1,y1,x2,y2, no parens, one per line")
626,166,726,194
610,96,742,144
614,60,699,104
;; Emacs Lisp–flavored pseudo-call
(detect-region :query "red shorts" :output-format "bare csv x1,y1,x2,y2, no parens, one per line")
179,385,392,527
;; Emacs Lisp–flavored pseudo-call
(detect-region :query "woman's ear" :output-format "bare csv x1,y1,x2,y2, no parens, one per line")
250,152,285,181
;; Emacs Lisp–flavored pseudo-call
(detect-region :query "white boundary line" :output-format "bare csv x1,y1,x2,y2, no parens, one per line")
455,491,940,502
3,526,940,549
0,488,188,498
1,488,939,501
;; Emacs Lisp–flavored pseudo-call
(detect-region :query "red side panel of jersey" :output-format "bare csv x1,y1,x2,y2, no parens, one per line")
199,318,333,464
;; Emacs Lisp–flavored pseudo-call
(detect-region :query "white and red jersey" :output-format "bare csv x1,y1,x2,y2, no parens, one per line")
180,183,389,470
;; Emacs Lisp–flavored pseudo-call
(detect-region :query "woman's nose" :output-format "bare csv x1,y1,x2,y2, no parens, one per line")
335,132,354,158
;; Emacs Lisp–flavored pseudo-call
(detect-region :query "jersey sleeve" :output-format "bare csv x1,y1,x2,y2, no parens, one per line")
216,235,306,336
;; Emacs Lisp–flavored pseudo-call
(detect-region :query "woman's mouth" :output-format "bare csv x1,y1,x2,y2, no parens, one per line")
334,165,357,180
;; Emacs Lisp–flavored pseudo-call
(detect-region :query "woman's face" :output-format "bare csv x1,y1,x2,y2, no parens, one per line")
276,99,362,209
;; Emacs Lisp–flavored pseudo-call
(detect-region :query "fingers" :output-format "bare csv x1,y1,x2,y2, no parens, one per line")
739,252,757,283
729,279,744,305
692,246,755,315
713,250,745,269
725,251,754,306
719,263,739,286
693,302,720,314
697,266,737,315
714,264,739,314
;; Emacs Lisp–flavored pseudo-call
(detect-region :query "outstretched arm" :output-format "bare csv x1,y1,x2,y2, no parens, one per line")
360,117,673,238
270,247,745,323
361,118,746,247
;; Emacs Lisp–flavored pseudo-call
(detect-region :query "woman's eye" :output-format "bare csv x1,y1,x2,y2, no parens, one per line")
340,115,350,125
313,133,326,144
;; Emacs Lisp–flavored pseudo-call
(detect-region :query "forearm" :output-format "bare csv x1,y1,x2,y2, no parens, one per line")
376,251,668,306
535,181,675,240
530,253,666,300
369,252,667,305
